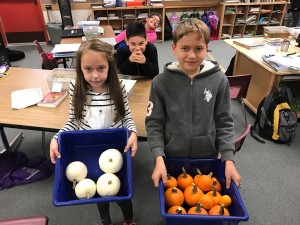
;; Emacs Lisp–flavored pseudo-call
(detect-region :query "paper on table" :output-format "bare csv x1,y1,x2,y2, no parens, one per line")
11,88,43,109
81,37,117,46
51,44,81,53
120,79,137,98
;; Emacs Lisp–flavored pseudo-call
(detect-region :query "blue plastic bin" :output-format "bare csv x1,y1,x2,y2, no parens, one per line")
53,128,133,207
159,158,249,225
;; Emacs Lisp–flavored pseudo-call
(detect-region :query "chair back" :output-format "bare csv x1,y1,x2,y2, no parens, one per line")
33,40,44,55
234,124,251,154
228,74,252,99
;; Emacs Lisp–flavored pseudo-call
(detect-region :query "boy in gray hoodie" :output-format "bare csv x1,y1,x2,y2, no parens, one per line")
145,18,241,189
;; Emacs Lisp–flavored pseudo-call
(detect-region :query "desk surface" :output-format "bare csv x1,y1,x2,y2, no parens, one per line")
0,67,150,137
60,25,115,44
224,38,300,75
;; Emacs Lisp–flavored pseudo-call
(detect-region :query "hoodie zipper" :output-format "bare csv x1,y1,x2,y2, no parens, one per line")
190,77,194,155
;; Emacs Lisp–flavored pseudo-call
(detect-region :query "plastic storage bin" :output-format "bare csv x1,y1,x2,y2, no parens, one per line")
43,68,76,91
159,158,249,225
53,128,133,207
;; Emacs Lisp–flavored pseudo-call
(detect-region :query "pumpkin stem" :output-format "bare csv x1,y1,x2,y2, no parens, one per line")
72,180,77,189
192,183,198,194
208,172,213,178
171,187,178,194
167,174,171,180
212,183,217,196
87,192,90,199
108,180,112,185
176,207,183,214
195,202,203,213
196,168,202,176
182,167,187,178
219,204,225,215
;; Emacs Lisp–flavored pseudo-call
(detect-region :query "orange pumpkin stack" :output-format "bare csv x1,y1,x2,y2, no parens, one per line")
164,167,232,216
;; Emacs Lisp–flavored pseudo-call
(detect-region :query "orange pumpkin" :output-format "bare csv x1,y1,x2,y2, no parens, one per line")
208,204,230,216
167,205,187,214
183,183,203,206
177,167,193,190
188,202,208,215
165,174,177,189
194,170,213,192
207,184,221,206
219,195,232,207
164,187,184,207
198,194,214,210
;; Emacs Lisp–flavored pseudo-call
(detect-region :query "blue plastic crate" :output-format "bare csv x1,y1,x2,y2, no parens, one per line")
53,128,133,207
159,158,249,225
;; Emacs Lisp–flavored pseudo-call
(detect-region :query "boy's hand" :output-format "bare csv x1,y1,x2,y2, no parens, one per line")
152,156,167,187
50,138,60,164
225,160,241,189
129,51,146,64
124,131,138,157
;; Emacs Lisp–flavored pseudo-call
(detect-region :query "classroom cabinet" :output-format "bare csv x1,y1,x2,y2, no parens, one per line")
91,6,165,42
218,2,287,39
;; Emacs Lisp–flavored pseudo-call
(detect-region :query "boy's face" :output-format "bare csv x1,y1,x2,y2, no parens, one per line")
126,36,148,54
172,32,208,77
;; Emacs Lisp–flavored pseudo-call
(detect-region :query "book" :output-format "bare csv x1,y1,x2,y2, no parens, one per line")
37,91,68,108
233,38,265,50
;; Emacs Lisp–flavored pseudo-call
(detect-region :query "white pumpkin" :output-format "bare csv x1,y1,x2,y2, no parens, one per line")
96,173,121,197
65,161,88,189
99,148,123,173
75,178,96,199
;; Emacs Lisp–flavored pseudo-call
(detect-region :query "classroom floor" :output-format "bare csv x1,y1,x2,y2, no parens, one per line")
1,40,300,225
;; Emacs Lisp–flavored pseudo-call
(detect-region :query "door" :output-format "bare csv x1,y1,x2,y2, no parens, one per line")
0,0,49,44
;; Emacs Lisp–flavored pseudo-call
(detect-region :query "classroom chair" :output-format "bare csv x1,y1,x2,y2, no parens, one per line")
33,40,65,70
228,74,252,125
0,216,49,225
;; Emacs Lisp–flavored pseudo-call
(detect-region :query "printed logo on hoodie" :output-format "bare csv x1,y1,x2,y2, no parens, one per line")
204,88,212,102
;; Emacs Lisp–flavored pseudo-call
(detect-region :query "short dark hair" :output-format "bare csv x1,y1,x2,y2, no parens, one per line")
126,22,147,39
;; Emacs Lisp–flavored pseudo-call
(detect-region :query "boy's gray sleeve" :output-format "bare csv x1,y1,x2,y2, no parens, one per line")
145,80,166,158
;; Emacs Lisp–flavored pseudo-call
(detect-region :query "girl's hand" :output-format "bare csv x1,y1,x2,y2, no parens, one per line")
50,138,61,164
124,131,138,157
225,160,241,189
152,156,167,187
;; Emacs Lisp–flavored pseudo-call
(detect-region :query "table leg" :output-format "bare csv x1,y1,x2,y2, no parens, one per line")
0,127,24,153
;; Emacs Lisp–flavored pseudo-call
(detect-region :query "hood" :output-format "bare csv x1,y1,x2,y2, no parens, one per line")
164,60,220,77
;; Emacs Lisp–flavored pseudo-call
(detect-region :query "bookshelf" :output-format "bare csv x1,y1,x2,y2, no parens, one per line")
218,1,287,39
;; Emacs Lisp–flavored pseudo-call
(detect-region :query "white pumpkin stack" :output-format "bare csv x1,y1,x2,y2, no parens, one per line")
97,148,123,197
64,148,124,200
65,161,97,199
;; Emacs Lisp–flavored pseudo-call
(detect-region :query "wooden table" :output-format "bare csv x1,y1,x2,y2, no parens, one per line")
0,67,151,151
60,25,115,44
224,38,300,116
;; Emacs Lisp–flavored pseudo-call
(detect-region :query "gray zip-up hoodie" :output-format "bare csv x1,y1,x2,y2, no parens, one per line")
145,60,235,162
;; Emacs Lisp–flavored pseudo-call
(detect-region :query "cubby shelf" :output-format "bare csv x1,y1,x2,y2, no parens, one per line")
218,2,287,39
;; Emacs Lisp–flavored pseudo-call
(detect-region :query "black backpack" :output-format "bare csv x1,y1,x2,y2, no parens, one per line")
251,89,297,144
164,15,173,41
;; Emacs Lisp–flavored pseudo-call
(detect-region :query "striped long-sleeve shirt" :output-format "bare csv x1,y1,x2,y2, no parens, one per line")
53,79,136,139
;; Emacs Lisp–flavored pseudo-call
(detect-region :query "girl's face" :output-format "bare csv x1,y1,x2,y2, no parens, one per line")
81,50,109,93
172,32,208,78
146,15,160,30
126,36,148,54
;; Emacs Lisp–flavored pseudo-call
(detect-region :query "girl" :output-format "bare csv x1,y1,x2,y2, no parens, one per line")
49,39,137,225
115,13,161,45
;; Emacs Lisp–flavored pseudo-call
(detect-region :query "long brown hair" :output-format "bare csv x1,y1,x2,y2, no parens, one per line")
73,39,125,124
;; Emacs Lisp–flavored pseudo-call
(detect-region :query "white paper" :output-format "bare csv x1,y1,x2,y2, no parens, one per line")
120,79,137,98
11,88,43,109
51,44,81,53
51,82,63,92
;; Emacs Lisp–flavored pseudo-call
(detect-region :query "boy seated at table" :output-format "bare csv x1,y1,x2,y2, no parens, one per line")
115,22,159,78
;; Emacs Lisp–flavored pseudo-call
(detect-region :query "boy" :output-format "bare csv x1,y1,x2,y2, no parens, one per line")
115,22,159,78
145,18,241,189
